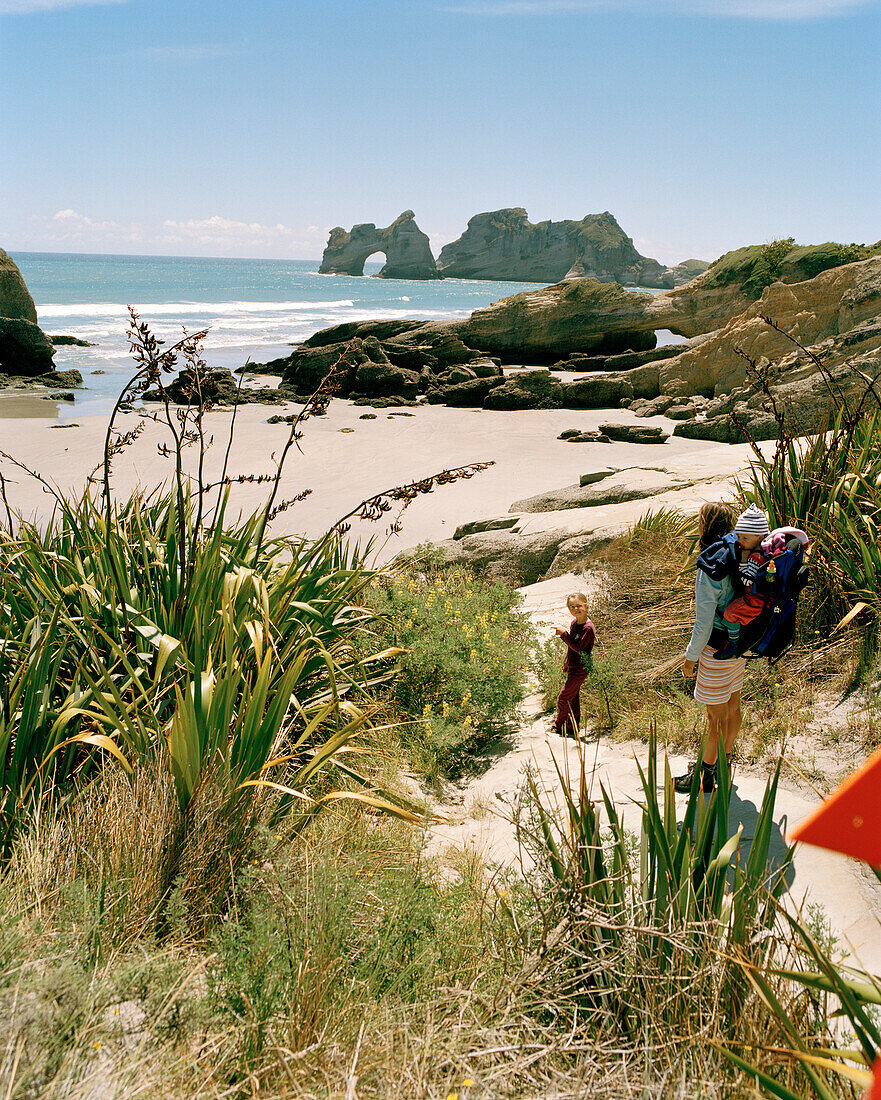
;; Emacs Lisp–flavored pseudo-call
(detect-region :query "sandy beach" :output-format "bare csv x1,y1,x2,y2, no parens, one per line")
0,398,761,562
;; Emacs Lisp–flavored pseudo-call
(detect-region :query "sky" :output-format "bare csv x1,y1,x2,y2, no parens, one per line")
1,0,880,265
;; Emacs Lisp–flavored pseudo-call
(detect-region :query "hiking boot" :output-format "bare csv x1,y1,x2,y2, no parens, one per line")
673,761,716,794
713,641,742,661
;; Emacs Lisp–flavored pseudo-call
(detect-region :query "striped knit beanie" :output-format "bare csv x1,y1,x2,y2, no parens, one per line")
735,504,770,537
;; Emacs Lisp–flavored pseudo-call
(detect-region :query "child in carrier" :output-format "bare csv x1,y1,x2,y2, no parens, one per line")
714,504,809,660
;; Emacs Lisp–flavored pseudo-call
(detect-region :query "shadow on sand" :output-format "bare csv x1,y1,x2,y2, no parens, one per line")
727,781,794,891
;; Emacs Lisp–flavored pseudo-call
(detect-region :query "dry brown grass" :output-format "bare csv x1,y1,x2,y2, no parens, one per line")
567,516,870,770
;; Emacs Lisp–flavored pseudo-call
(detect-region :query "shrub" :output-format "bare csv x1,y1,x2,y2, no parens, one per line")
365,555,535,780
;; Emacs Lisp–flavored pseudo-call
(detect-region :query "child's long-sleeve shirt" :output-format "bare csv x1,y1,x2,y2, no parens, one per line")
560,618,596,672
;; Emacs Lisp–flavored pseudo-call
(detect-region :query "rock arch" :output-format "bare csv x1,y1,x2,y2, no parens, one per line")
318,211,440,280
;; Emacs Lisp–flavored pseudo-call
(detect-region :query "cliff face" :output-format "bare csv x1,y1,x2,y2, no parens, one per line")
436,209,690,288
0,249,38,324
318,211,440,280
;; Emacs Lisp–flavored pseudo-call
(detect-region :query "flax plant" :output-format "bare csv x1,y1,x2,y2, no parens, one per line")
513,729,830,1091
0,316,492,925
736,317,881,655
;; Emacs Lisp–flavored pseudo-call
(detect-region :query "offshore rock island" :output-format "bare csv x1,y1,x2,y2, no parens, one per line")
318,211,440,279
319,207,708,287
436,208,705,287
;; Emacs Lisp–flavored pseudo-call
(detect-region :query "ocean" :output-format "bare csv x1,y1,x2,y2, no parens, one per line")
10,252,543,418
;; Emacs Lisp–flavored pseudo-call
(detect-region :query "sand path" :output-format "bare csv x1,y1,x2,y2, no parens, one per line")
427,572,881,976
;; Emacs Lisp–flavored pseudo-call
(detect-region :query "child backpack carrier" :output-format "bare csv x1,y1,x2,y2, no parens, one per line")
736,536,810,663
697,532,810,665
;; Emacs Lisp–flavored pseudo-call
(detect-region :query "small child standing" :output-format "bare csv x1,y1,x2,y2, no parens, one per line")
552,592,596,738
715,504,809,660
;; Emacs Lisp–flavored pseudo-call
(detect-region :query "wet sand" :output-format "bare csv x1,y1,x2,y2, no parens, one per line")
0,393,61,419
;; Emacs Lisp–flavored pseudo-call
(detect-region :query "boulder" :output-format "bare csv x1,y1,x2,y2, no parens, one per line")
424,376,504,406
598,422,669,444
0,317,56,377
142,368,294,406
665,404,698,420
560,374,633,409
510,468,684,513
0,249,38,323
453,517,518,539
436,208,698,288
246,354,290,376
353,360,420,399
672,417,747,444
561,431,612,444
386,325,480,367
579,468,620,485
441,365,477,384
282,335,398,396
318,211,440,280
304,319,425,348
49,334,95,347
423,528,571,588
42,369,83,387
630,395,677,417
483,370,564,410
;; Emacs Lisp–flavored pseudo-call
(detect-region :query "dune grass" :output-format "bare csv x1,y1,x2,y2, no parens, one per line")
1,314,880,1097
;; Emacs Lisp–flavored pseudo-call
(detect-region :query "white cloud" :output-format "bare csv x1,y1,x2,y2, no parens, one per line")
158,216,317,252
22,209,326,258
444,0,874,17
0,0,125,13
31,209,144,247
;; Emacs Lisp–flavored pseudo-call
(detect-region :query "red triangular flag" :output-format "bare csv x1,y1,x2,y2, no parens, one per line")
789,745,881,866
865,1056,881,1100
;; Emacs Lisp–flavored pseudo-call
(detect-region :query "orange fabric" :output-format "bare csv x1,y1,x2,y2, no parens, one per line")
789,745,881,866
723,592,765,625
865,1057,881,1100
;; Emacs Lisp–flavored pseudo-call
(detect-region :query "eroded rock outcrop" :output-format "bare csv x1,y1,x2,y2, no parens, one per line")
318,211,440,280
459,279,673,361
260,319,503,403
436,209,701,288
0,249,38,324
456,242,881,362
0,317,56,377
644,256,881,441
654,257,881,400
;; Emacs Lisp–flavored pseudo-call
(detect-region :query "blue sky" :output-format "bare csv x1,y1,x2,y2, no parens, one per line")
1,0,879,264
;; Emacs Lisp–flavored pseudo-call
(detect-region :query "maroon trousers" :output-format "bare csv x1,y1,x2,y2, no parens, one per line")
554,668,588,737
